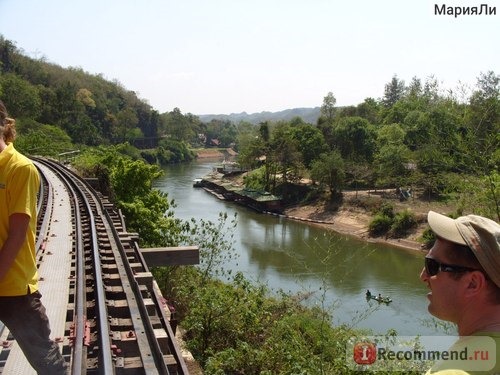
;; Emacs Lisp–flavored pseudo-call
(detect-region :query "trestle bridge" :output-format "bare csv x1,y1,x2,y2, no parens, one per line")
0,158,198,374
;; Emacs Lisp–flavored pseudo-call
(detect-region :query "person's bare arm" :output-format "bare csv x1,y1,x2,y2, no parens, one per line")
0,213,30,281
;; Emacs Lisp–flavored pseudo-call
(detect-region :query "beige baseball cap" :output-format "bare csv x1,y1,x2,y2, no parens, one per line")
427,211,500,288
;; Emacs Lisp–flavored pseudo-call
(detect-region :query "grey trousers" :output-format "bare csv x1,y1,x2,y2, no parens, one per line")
0,291,67,374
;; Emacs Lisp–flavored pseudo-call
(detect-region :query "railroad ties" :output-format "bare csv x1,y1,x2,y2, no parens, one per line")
0,158,198,374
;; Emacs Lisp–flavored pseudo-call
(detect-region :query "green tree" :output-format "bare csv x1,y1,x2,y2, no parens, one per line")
76,88,96,108
111,157,162,201
320,91,337,123
0,36,201,147
0,73,41,119
423,75,441,103
156,138,195,164
204,119,237,147
310,151,345,195
345,161,373,195
259,121,270,143
356,97,381,124
382,97,422,125
453,171,500,222
184,212,238,283
413,143,454,199
382,75,406,107
115,107,140,141
15,120,74,156
289,123,327,168
407,76,422,99
163,107,197,142
258,121,272,189
464,71,499,168
268,122,304,188
237,128,265,170
374,124,412,186
0,36,18,73
331,116,376,162
403,110,429,151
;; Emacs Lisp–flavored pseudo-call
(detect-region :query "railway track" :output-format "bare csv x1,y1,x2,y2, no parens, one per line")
30,158,189,374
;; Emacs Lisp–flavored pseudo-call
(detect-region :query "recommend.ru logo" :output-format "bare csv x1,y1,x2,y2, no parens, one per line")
346,335,497,372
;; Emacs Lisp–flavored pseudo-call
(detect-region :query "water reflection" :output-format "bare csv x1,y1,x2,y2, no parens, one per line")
154,160,448,336
239,212,425,293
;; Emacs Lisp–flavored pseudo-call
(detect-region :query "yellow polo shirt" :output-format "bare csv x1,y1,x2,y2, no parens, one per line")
0,143,40,296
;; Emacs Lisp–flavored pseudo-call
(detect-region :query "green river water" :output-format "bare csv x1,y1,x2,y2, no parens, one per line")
153,159,453,336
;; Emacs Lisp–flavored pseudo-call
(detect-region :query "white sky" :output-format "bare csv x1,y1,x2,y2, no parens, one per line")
1,0,498,115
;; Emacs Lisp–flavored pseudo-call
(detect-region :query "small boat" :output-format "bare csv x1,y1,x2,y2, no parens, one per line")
365,291,392,304
372,296,392,304
368,295,392,304
193,178,203,187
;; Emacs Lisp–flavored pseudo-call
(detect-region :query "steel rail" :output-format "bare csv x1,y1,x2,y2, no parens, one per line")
34,163,53,256
71,163,171,374
64,167,89,375
71,173,115,374
101,203,170,374
83,182,164,373
32,158,88,372
30,158,187,374
34,158,115,374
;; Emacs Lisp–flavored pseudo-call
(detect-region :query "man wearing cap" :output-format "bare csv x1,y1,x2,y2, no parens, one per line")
422,211,500,374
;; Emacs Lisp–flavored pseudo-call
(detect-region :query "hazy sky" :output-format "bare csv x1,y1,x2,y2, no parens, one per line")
1,0,498,115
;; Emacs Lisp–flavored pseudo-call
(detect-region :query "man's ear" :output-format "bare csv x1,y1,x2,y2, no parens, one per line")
463,271,488,297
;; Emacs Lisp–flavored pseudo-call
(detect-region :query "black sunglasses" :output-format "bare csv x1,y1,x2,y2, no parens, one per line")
424,257,479,276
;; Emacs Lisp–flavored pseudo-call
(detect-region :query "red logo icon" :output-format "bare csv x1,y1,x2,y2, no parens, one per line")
353,342,377,365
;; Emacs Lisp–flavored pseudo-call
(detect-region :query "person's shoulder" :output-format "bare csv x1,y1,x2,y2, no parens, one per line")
10,148,36,169
9,150,38,180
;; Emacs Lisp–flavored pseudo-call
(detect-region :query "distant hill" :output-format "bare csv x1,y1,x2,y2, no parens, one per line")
198,107,321,125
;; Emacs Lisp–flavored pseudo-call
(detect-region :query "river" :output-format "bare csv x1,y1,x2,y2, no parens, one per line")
153,159,451,336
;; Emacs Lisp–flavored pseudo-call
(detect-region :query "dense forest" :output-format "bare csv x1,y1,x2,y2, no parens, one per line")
2,35,499,373
236,78,498,225
1,35,210,162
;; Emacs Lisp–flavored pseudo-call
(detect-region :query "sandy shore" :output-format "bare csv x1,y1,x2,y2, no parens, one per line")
284,200,429,253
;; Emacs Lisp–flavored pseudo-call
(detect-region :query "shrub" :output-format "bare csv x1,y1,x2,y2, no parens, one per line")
369,214,393,236
390,209,418,237
243,167,266,190
378,202,395,218
420,227,436,249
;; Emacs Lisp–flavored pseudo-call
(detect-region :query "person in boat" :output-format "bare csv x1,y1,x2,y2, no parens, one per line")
421,211,500,374
377,293,382,300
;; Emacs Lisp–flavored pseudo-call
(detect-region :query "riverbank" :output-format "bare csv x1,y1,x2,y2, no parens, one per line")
193,150,453,254
284,202,423,253
194,148,237,159
283,189,455,253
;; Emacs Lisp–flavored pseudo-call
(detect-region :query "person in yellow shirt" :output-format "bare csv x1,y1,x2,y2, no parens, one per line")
0,100,66,374
422,211,500,374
